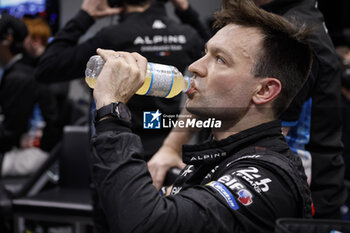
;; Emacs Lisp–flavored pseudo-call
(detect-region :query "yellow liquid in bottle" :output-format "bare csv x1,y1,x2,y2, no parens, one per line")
135,69,152,95
85,63,189,98
165,72,185,98
135,68,186,98
85,76,97,88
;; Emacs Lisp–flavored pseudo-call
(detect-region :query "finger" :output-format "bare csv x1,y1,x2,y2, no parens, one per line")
118,52,138,70
148,162,155,176
97,48,118,61
120,52,147,87
166,185,173,196
96,48,122,61
97,49,125,64
150,169,158,188
94,7,123,18
148,164,158,185
117,52,144,84
131,52,148,76
154,169,167,190
104,7,123,16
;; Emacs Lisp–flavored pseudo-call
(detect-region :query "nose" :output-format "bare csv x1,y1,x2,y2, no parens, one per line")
188,55,207,78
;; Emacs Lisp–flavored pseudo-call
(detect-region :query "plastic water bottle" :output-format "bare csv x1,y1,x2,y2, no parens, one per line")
85,55,191,98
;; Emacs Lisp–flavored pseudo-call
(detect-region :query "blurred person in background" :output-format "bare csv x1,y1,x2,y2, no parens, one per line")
22,16,83,127
22,16,51,65
257,0,347,219
0,12,60,177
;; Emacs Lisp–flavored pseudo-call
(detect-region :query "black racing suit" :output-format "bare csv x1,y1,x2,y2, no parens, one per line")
262,0,347,218
91,119,312,233
35,2,203,158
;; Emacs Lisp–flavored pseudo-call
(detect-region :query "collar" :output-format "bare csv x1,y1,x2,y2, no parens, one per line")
182,120,285,165
121,2,167,22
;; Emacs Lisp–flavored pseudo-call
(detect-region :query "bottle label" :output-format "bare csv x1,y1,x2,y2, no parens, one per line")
146,63,174,97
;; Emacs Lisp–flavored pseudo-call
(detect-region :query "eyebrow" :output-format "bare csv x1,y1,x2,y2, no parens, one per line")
205,42,234,63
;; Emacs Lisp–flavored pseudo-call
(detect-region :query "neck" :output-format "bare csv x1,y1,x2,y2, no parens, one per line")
124,2,151,13
212,108,275,141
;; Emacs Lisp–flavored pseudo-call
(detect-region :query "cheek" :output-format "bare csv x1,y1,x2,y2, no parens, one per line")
208,75,235,95
210,75,255,104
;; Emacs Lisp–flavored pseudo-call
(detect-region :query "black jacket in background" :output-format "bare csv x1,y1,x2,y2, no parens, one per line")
91,120,311,233
0,59,60,153
263,0,346,218
35,3,203,158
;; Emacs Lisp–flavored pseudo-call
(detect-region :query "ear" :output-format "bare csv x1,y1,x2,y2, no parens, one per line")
252,78,281,105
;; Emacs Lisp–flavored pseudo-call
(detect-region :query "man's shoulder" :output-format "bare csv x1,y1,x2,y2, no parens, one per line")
219,149,291,177
216,146,308,194
210,148,311,213
225,146,293,166
199,154,305,224
5,61,35,81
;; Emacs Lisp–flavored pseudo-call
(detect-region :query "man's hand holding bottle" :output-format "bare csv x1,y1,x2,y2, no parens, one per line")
93,49,147,109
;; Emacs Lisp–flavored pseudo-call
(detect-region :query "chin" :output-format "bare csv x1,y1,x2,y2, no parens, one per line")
186,106,209,119
185,103,199,116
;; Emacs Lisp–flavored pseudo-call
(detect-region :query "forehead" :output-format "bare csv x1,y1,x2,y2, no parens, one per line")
208,24,264,62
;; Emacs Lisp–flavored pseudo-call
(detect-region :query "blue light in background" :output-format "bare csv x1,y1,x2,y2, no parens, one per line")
0,0,45,18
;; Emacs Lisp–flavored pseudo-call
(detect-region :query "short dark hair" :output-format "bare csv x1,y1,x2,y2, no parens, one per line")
214,0,312,117
0,12,28,54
